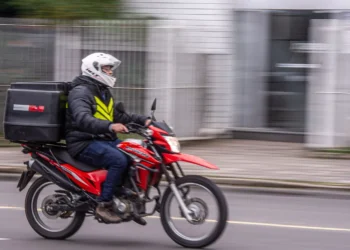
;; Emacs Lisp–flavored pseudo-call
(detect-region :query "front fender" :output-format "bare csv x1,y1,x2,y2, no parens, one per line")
163,153,219,170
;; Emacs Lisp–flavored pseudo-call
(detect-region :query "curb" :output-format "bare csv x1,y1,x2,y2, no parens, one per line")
0,166,349,193
0,166,25,173
205,177,350,191
304,151,350,160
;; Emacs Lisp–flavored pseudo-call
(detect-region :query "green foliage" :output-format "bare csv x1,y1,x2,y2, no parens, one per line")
0,0,18,17
316,148,350,154
8,0,123,20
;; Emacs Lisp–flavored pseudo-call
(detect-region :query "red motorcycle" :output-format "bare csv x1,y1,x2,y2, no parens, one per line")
16,99,228,248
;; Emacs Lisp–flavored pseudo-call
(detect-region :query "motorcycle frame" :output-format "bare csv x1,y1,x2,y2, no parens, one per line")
15,145,166,216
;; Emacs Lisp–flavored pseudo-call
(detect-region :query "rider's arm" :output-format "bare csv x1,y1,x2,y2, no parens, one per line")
68,86,112,134
113,111,149,126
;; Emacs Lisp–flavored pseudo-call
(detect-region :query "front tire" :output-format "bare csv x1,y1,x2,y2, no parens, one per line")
160,175,228,248
25,177,86,240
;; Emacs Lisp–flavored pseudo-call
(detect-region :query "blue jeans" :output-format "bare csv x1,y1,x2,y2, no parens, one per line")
76,139,128,202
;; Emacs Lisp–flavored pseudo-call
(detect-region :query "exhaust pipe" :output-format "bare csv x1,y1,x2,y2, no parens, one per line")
29,157,81,193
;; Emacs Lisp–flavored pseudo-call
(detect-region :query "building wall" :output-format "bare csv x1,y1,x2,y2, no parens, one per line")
126,0,236,134
126,0,233,53
125,0,350,145
235,0,350,10
233,11,269,129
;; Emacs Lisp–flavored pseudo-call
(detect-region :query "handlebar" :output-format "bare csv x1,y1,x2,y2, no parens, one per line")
124,122,149,136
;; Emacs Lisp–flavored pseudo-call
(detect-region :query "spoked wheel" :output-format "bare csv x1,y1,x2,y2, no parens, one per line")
160,175,228,248
25,177,86,239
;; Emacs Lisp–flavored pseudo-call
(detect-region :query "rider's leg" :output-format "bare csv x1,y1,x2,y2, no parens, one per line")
105,139,147,226
105,139,136,196
76,140,128,223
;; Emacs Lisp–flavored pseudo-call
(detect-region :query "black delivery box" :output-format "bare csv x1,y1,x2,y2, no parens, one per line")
3,82,69,143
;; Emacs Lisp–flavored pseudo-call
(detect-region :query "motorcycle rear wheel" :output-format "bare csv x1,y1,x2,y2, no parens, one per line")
160,175,228,248
25,177,86,240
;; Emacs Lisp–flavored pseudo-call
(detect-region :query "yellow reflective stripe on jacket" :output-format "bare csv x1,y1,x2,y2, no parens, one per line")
96,105,112,121
93,96,114,122
108,98,113,113
95,97,109,113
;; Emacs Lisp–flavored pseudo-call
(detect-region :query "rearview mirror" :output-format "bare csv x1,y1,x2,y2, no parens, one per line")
150,98,157,121
151,98,157,111
115,102,126,113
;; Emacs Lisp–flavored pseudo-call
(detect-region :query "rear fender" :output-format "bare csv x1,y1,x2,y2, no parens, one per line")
162,153,219,170
17,166,36,191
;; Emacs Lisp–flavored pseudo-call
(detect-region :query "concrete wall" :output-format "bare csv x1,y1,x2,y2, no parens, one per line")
233,11,269,129
307,18,350,148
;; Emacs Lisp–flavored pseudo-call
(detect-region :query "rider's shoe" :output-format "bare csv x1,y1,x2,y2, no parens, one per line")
95,201,122,223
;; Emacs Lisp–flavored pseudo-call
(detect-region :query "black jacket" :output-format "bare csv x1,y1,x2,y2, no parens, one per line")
65,75,149,158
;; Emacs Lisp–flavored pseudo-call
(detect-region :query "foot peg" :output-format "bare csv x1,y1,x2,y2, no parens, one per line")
133,216,147,226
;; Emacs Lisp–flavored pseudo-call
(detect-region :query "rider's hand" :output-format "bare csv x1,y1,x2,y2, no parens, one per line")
110,123,129,133
145,119,151,126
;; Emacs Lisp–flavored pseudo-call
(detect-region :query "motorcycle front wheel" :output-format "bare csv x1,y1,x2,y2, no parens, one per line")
160,175,228,248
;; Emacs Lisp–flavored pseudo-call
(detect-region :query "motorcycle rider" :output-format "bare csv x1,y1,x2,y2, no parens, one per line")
65,52,150,224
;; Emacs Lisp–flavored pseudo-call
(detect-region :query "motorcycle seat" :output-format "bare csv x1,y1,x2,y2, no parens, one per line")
51,147,100,172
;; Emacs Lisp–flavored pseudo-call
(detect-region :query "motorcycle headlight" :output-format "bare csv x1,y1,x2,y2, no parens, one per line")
164,136,181,153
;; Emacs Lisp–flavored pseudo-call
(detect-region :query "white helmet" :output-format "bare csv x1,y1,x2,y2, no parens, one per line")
81,52,121,88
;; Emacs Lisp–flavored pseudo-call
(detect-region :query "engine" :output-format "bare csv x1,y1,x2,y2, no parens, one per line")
112,198,133,218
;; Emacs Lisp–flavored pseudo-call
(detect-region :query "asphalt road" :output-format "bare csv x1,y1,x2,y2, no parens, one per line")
0,180,349,250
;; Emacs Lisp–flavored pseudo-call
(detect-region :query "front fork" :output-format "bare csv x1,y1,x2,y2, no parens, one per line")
148,144,193,221
161,163,193,222
169,183,193,221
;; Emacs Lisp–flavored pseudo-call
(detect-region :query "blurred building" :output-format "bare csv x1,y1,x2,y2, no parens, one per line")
1,0,350,148
125,0,350,148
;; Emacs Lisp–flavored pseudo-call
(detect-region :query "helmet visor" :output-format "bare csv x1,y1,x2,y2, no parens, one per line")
100,57,121,71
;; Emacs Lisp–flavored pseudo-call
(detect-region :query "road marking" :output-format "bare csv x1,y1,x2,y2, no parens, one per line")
0,206,23,210
148,215,350,232
2,206,350,233
228,221,350,232
0,238,11,241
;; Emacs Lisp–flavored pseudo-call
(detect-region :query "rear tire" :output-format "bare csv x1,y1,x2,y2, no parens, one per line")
25,177,86,240
160,175,228,248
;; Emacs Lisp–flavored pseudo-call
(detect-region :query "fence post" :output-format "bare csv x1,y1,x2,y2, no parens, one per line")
166,27,176,127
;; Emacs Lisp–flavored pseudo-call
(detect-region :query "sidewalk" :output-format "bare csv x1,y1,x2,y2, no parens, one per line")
0,139,350,190
180,140,350,189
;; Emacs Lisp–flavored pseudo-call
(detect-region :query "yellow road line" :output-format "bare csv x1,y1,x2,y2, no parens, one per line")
2,206,350,232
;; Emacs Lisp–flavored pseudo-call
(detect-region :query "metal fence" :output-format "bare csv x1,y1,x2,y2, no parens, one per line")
0,18,210,138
